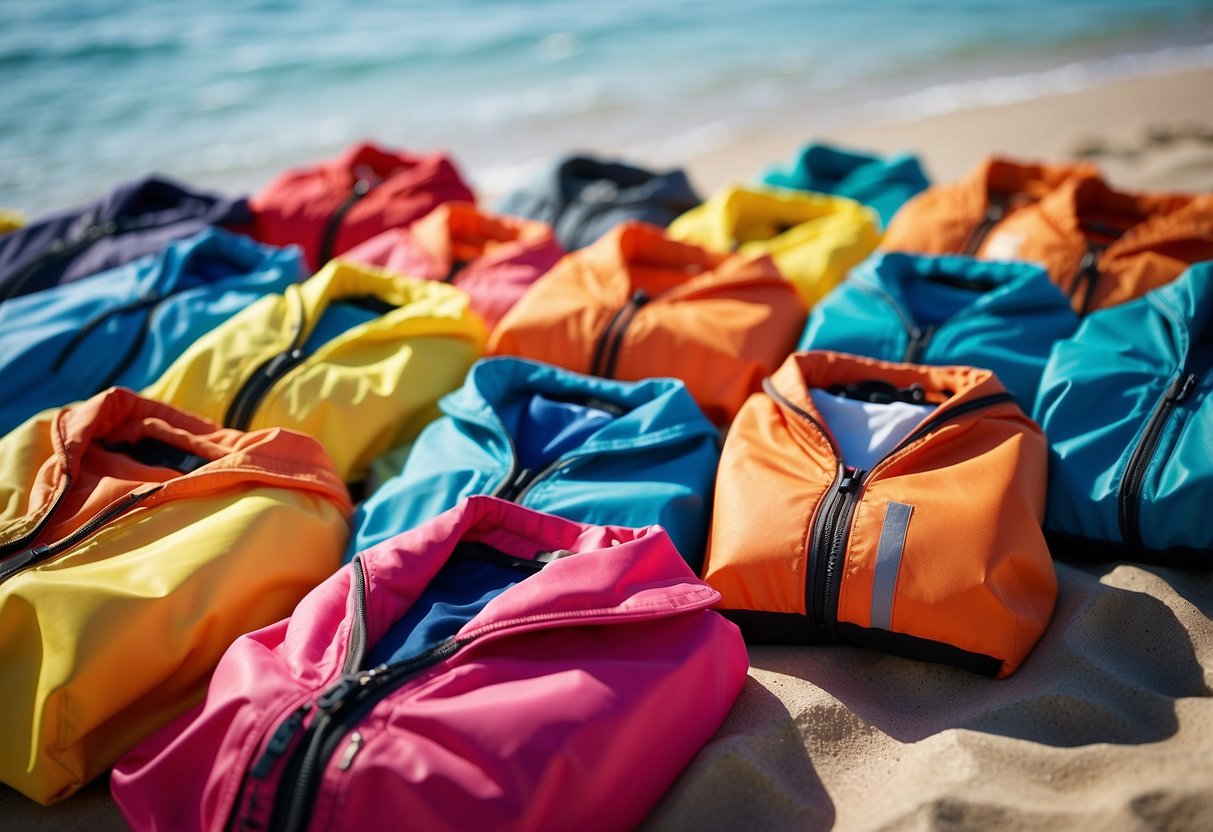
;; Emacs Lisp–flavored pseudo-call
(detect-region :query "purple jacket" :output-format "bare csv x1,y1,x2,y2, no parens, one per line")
0,175,251,304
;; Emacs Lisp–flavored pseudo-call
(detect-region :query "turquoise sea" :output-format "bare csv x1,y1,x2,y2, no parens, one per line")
4,0,1213,215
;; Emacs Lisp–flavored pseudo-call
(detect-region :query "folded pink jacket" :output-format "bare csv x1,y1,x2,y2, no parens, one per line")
341,201,564,330
112,495,749,832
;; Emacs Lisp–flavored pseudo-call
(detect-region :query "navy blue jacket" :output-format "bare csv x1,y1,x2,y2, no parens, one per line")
0,175,251,305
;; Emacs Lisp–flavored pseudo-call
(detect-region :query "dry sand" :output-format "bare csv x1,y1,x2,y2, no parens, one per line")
686,66,1213,195
4,66,1212,832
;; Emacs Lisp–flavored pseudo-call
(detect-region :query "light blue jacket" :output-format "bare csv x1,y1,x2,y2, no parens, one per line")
352,356,722,569
799,252,1078,409
1034,261,1213,564
759,142,929,227
0,228,300,435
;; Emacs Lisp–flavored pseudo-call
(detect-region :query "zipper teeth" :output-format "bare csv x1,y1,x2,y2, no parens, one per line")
889,392,1016,455
317,179,373,267
224,295,309,430
764,378,1016,637
0,223,115,303
589,301,635,377
276,639,463,832
343,557,369,675
510,458,572,503
0,475,72,558
961,195,1007,257
600,298,646,379
0,487,158,584
1117,377,1182,549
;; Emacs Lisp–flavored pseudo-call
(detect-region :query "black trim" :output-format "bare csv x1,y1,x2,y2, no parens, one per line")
1045,530,1212,568
960,192,1009,256
589,289,650,378
450,541,548,574
1116,373,1193,551
339,294,398,317
99,437,211,474
719,609,1003,677
317,178,373,266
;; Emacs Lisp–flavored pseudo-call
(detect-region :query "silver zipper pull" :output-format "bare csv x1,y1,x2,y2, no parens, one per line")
337,731,364,771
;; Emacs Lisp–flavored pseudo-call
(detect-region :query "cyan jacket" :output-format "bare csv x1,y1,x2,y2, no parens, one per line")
800,252,1078,409
760,142,929,227
1034,261,1213,565
354,356,722,570
0,228,300,435
495,154,702,250
0,175,251,305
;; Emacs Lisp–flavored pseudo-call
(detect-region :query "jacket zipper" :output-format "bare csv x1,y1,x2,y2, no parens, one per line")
317,178,374,267
0,475,72,561
858,285,936,364
1070,240,1106,317
49,290,169,393
441,258,469,283
588,289,651,378
961,193,1009,256
270,640,463,832
224,297,310,431
0,218,128,304
227,557,371,831
763,378,1016,638
1117,372,1198,551
0,487,160,584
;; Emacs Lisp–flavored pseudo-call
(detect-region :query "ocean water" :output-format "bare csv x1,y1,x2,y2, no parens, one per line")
4,0,1213,215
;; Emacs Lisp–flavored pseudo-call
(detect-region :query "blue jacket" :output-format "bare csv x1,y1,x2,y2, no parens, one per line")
1033,261,1213,564
799,252,1078,409
352,356,722,569
0,175,251,305
0,228,300,435
760,142,929,227
496,155,701,250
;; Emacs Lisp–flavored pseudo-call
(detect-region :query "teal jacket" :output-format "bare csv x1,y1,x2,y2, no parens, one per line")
1034,261,1213,564
760,142,929,227
799,252,1078,409
352,357,722,569
0,228,300,435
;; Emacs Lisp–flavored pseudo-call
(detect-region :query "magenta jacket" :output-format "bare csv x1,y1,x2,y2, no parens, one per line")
111,496,748,832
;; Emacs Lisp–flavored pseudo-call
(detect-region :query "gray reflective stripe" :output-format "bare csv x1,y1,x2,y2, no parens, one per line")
871,501,913,631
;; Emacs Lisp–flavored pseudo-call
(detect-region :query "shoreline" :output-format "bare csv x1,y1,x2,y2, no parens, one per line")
681,66,1213,196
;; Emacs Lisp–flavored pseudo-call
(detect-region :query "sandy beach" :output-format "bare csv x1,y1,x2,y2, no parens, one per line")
4,64,1212,832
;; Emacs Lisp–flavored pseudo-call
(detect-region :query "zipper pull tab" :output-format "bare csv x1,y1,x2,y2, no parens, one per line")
838,467,866,494
1171,372,1198,403
316,673,362,712
250,701,313,779
337,732,364,771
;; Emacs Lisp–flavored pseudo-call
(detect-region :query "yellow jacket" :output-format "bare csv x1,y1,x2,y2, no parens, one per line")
144,259,486,483
0,388,352,803
669,185,881,307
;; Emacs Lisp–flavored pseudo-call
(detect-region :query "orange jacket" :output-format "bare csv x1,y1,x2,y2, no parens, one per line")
487,221,805,425
701,351,1056,677
882,156,1213,313
342,201,564,330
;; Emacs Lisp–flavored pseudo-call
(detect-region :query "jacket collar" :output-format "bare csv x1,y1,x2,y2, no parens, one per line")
1035,175,1213,260
440,356,720,455
765,350,1011,459
854,251,1067,319
956,156,1100,228
578,221,784,304
358,495,719,653
408,202,560,274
